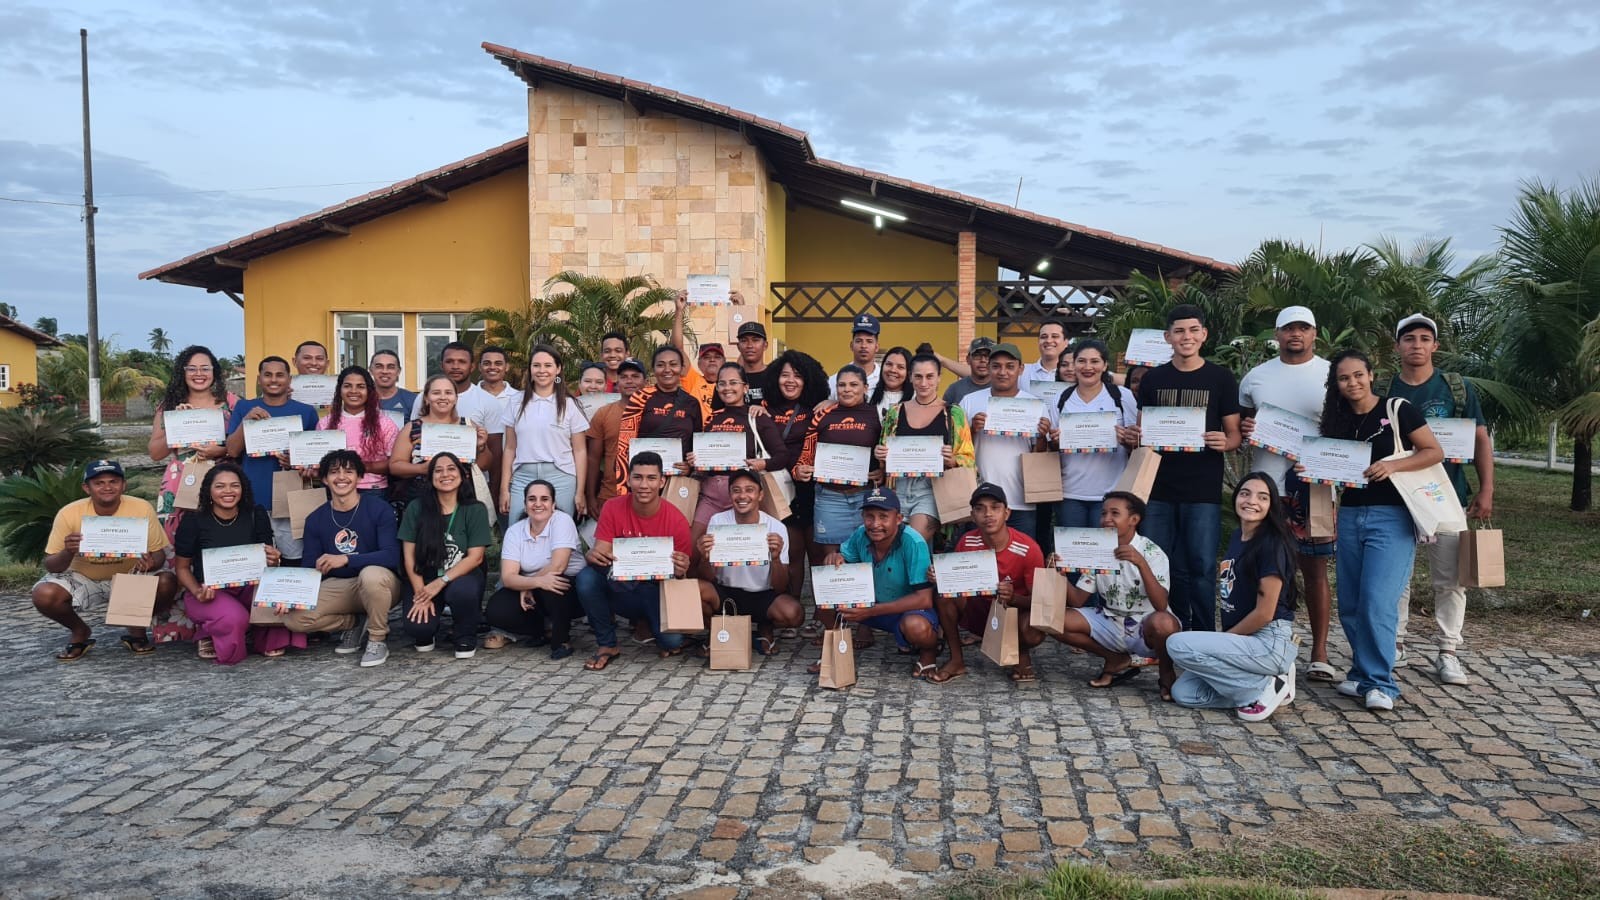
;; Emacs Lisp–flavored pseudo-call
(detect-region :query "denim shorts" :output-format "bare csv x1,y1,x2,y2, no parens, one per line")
895,476,938,519
813,486,865,544
862,608,941,651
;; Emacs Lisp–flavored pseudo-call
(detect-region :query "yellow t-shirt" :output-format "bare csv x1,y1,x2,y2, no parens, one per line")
45,496,169,581
679,367,716,424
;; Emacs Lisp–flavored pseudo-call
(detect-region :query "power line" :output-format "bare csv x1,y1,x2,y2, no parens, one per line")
16,179,401,200
0,195,81,207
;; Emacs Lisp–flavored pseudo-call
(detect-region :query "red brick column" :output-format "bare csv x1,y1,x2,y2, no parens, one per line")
957,230,977,361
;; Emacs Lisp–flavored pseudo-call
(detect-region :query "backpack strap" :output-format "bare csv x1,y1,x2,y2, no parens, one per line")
1444,372,1468,415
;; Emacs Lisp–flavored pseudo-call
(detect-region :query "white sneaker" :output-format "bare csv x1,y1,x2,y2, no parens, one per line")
1435,652,1469,685
1336,679,1361,698
1365,689,1394,711
359,640,388,667
1237,665,1295,722
1394,643,1409,668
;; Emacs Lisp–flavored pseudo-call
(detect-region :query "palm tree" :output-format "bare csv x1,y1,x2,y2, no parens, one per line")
1495,176,1600,510
148,327,172,356
1095,270,1224,355
37,340,164,405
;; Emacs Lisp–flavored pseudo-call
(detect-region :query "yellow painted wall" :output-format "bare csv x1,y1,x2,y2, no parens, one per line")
0,331,43,407
763,179,788,348
240,165,530,392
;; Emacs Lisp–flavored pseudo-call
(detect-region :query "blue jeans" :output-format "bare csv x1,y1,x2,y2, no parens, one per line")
576,568,685,651
1056,498,1103,530
1007,508,1039,544
508,462,578,525
1335,504,1415,699
1141,500,1222,632
1167,619,1295,708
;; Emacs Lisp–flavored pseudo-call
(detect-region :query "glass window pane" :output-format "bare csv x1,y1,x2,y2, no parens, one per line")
419,314,454,329
372,313,403,329
374,334,400,358
336,329,369,372
336,313,369,328
422,335,451,378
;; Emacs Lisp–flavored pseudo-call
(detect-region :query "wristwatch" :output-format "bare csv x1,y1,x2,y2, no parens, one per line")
440,572,452,584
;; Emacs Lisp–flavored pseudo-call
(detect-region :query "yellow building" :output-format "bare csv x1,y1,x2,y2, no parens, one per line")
142,43,1229,390
0,314,64,408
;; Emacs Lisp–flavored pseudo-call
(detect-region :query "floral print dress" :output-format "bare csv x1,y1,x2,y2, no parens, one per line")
150,394,237,642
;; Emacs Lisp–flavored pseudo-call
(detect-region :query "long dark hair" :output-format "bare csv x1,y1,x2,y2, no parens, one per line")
773,349,829,410
870,346,913,407
714,361,749,410
198,460,256,519
327,365,385,459
515,344,571,425
1320,348,1375,438
161,345,227,411
411,451,477,577
1232,472,1298,608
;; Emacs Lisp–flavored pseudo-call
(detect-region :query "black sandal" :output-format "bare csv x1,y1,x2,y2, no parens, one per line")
56,638,96,662
119,635,156,655
1088,666,1141,688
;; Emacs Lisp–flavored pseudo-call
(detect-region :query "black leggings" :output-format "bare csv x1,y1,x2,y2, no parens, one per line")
485,586,584,646
400,571,485,646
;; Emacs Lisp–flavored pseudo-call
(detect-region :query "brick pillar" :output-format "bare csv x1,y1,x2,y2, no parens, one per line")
957,230,977,361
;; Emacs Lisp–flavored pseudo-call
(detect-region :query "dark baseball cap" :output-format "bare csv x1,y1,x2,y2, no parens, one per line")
698,343,725,359
989,342,1024,362
861,485,900,512
968,337,997,356
618,358,647,376
970,482,1007,506
83,459,125,482
736,321,768,340
851,314,881,336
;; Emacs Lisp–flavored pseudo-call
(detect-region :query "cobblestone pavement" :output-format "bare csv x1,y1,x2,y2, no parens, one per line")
1,600,1596,899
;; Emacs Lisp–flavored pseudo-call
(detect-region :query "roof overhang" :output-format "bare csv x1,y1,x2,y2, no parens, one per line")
0,314,65,347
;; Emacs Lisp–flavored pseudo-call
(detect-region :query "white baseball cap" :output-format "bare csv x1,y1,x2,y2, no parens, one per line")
1275,306,1316,329
1395,313,1438,339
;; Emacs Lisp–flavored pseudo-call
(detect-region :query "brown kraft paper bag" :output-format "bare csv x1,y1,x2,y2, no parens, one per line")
249,595,287,626
933,466,979,525
1111,447,1161,502
1457,524,1505,588
658,578,704,634
708,603,753,671
759,472,793,521
286,488,326,540
270,469,305,518
1021,452,1064,504
105,573,160,628
1029,567,1070,637
174,459,216,511
818,626,857,689
665,476,701,523
981,597,1020,667
1308,482,1337,540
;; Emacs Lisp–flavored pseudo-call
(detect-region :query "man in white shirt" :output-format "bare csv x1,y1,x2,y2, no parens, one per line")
411,342,497,429
477,345,524,516
1238,305,1334,681
695,470,803,654
1020,321,1067,387
827,314,881,399
959,342,1058,542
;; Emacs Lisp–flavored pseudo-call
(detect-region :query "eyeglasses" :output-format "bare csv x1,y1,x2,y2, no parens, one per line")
184,366,214,374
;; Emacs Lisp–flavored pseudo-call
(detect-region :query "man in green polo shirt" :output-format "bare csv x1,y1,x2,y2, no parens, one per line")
821,485,941,679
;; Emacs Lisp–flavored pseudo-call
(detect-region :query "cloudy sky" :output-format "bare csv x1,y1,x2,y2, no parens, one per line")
3,0,1596,357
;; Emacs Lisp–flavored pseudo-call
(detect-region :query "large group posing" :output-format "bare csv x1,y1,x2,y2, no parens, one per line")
32,291,1492,722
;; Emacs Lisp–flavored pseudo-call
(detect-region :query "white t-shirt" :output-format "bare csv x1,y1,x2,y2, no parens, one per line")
706,509,788,592
501,392,589,474
501,510,587,578
1058,383,1140,501
959,388,1060,511
1074,535,1169,618
477,382,524,436
875,389,903,422
1021,360,1057,388
411,382,499,431
827,363,880,400
1238,355,1331,490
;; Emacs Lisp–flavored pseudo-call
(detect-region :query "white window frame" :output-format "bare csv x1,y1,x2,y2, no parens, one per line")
0,364,10,392
335,313,405,377
416,313,484,381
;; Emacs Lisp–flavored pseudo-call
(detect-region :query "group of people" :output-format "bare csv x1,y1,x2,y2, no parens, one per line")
30,292,1492,723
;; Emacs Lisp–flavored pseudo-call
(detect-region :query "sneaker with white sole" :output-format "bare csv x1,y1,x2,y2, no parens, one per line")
336,616,368,654
454,642,476,659
1435,652,1469,685
414,640,435,653
1365,689,1394,711
359,640,388,668
1336,679,1361,698
1237,664,1296,722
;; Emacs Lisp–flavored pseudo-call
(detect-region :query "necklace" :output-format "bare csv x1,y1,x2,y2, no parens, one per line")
330,502,358,530
913,396,939,406
212,508,240,525
1353,403,1382,441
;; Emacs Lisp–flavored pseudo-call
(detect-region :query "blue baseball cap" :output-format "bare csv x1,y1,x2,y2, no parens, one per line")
83,459,125,482
852,314,881,336
861,485,900,512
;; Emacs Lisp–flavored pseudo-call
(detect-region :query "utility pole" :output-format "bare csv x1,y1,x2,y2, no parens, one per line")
81,28,102,426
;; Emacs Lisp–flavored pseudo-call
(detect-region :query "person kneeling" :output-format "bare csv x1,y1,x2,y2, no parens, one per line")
398,452,492,658
485,479,599,660
695,470,803,657
1166,474,1299,721
933,482,1043,684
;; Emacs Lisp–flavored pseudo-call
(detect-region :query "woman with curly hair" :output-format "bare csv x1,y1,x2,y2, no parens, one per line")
318,365,398,495
148,345,237,541
766,350,829,613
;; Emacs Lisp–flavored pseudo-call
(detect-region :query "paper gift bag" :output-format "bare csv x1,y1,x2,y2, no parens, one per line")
270,470,305,519
105,573,160,628
658,578,704,634
980,597,1020,667
665,476,701,523
250,601,286,626
1021,452,1064,504
708,604,753,671
1029,567,1070,636
1111,447,1161,502
1308,482,1337,539
1458,524,1505,588
286,488,326,539
933,465,979,525
759,471,793,521
173,459,216,511
818,626,857,690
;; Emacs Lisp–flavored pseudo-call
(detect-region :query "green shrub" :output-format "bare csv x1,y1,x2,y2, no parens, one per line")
0,407,110,477
0,466,91,563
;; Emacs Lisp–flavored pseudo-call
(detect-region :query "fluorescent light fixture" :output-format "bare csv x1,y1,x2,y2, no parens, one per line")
1035,258,1051,273
841,198,907,222
873,215,883,230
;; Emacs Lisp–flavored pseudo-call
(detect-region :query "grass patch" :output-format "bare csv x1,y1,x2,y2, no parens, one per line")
947,865,1309,899
1485,465,1600,610
0,563,38,593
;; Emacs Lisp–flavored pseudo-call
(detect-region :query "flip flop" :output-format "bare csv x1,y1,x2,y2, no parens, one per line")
1088,667,1142,688
584,651,620,671
56,638,96,662
1010,669,1037,683
912,662,938,679
1307,661,1337,682
757,637,779,657
928,667,966,685
119,635,156,656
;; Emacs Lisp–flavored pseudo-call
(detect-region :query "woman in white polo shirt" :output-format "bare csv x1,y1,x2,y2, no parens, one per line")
500,344,590,523
483,479,600,660
1053,339,1141,528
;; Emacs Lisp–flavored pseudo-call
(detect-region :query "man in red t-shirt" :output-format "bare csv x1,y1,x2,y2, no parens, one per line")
931,482,1043,683
581,450,700,668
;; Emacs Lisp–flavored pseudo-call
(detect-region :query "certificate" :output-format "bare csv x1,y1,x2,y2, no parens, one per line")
1298,436,1370,488
289,430,348,468
708,523,769,567
1029,380,1069,407
1123,328,1173,367
1248,403,1318,461
243,416,304,457
382,409,408,429
610,536,676,581
420,423,477,461
933,550,999,597
255,567,321,609
164,408,225,448
812,442,871,486
1140,407,1206,452
1053,527,1119,575
811,562,875,609
1429,418,1476,464
628,438,684,471
1058,411,1119,454
201,544,267,588
685,273,731,305
983,396,1045,437
290,375,337,407
885,435,944,477
576,392,620,420
693,432,747,471
79,516,147,558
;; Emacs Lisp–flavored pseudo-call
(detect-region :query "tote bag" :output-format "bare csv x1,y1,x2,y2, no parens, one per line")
1381,398,1468,538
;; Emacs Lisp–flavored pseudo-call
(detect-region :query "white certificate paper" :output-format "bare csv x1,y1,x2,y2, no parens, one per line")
885,435,944,476
812,442,871,485
1124,328,1174,367
420,423,477,461
1248,403,1317,461
1059,411,1119,453
693,432,747,471
708,523,769,567
1029,380,1069,407
1428,418,1476,464
255,567,321,609
290,375,337,407
686,273,731,305
1298,436,1370,488
1141,407,1207,452
243,416,305,457
164,408,225,448
1053,527,1119,575
628,438,684,471
576,393,620,420
610,536,675,581
811,562,875,608
79,516,147,558
289,430,348,468
933,550,999,597
983,396,1045,437
201,544,267,588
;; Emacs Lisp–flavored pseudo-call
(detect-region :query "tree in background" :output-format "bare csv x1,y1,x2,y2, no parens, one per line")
37,339,164,405
0,302,17,319
33,317,58,337
148,327,172,356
